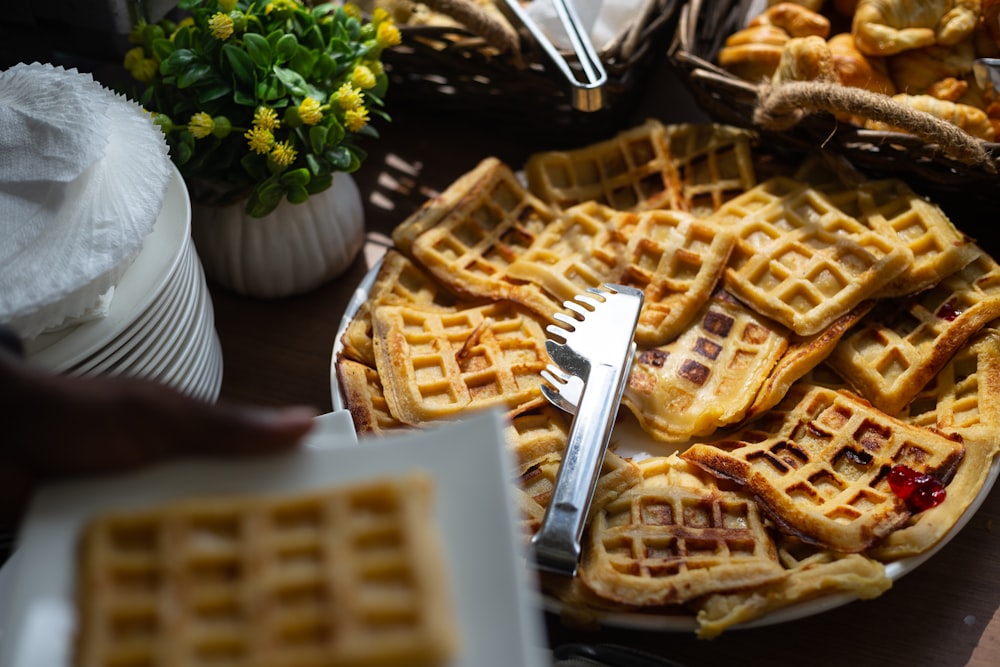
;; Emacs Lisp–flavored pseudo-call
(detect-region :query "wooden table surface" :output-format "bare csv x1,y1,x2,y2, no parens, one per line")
207,59,1000,667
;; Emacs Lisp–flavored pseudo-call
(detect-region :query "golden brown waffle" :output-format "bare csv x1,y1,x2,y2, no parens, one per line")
577,454,785,607
404,159,557,307
502,201,630,320
75,474,457,667
871,327,1000,560
819,178,979,297
683,384,966,552
336,356,407,435
827,249,1000,414
712,177,912,336
694,541,890,639
371,300,549,425
523,120,757,215
340,301,377,367
745,300,874,420
622,290,790,442
617,210,737,346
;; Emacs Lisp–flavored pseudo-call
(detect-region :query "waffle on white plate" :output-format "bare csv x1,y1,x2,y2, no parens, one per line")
75,473,457,667
334,119,998,636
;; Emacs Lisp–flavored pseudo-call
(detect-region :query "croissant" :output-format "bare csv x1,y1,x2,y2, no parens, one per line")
767,0,825,12
853,0,981,56
865,93,995,140
772,35,839,87
827,33,896,94
887,40,975,93
750,2,831,38
719,25,790,82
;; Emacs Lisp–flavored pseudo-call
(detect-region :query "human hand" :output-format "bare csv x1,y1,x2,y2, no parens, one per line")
0,347,316,521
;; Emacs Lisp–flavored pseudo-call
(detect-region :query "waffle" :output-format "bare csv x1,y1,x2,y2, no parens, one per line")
712,177,912,336
745,299,874,420
577,455,785,607
370,250,470,311
371,300,549,425
622,289,790,442
74,474,457,667
523,120,757,216
403,159,557,308
871,327,1000,560
694,541,890,639
617,209,737,346
819,179,979,297
502,201,630,320
827,249,1000,414
336,356,407,435
682,384,966,552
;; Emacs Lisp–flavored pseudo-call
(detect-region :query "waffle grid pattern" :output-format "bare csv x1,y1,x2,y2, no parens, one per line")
75,475,455,667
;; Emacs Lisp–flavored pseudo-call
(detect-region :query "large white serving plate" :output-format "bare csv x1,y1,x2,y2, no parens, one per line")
0,410,546,667
330,260,1000,633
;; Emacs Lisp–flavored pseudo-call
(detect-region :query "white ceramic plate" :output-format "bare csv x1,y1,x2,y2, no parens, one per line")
23,165,191,372
330,260,1000,632
0,410,546,667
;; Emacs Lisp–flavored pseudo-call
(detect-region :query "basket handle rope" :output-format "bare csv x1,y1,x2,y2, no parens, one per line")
418,0,523,63
754,80,997,172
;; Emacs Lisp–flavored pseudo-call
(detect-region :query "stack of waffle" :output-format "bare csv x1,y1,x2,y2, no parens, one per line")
335,119,1000,636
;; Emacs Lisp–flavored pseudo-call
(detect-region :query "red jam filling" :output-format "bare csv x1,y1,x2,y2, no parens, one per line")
888,465,947,513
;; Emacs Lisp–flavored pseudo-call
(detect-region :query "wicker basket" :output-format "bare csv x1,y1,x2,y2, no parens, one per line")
377,0,682,144
667,0,1000,208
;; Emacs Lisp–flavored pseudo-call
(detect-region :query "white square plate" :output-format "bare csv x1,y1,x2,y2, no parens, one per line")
0,409,546,667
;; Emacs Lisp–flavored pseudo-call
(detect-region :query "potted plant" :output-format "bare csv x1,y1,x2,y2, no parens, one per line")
123,0,399,297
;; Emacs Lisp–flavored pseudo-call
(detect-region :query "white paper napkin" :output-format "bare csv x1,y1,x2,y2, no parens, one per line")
523,0,646,52
0,63,172,339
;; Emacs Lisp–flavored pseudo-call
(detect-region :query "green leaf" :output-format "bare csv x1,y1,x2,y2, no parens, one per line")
312,53,335,80
272,66,310,96
289,45,317,78
326,145,353,171
150,38,175,62
243,33,273,69
305,153,321,175
177,63,214,88
233,87,257,106
256,76,286,101
286,185,310,204
280,168,311,187
222,44,255,85
275,34,298,63
197,81,231,104
309,125,328,154
160,48,197,76
306,172,332,194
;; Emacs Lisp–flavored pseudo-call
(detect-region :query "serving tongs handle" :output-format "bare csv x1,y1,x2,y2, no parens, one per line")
498,0,608,111
533,359,624,575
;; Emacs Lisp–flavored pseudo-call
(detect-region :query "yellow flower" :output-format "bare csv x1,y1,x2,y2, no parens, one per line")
188,112,215,139
376,21,401,48
170,17,194,41
270,141,298,168
365,59,384,77
372,7,390,24
335,82,363,111
253,106,281,131
218,0,238,11
298,97,323,125
345,106,370,132
134,58,159,83
351,65,376,90
265,0,301,15
245,126,275,154
343,3,362,19
208,12,234,40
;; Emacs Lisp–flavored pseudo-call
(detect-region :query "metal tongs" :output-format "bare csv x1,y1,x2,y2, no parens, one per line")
497,0,608,112
532,283,643,576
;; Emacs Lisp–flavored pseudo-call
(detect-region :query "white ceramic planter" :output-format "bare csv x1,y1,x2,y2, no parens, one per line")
189,173,365,298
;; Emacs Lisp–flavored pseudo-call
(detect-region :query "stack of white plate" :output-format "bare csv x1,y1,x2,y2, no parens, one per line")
22,166,224,402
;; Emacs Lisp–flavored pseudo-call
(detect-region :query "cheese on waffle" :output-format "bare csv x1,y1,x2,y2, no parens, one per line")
683,384,965,552
827,249,1000,414
75,474,457,667
712,177,912,336
577,455,785,606
623,289,790,442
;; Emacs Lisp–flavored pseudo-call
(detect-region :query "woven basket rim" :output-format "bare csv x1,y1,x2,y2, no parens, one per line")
667,0,1000,188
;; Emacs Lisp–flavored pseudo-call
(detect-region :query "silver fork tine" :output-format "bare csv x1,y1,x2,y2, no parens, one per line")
542,364,584,415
